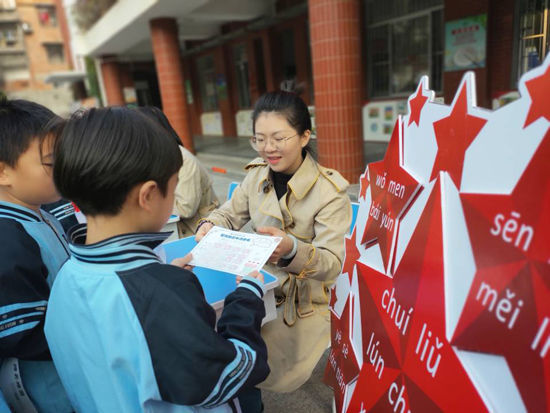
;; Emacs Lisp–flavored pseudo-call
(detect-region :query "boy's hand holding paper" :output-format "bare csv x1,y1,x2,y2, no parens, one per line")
171,253,194,271
236,271,264,284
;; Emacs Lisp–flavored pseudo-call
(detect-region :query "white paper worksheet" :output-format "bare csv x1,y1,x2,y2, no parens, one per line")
189,226,282,276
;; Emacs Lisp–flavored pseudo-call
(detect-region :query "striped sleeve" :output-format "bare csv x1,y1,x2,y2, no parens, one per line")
0,219,51,360
196,276,268,407
198,339,258,407
118,264,269,407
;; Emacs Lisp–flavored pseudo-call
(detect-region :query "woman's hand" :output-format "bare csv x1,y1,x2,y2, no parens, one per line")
257,226,294,263
171,253,194,271
195,222,214,242
236,270,265,285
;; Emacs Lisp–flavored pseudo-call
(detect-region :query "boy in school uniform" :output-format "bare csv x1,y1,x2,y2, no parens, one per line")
0,98,72,412
44,107,269,413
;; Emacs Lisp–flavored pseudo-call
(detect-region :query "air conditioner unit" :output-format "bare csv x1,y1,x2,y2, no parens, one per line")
5,30,15,44
21,22,33,34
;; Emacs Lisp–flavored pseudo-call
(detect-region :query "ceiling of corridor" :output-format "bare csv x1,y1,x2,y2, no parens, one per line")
79,0,276,59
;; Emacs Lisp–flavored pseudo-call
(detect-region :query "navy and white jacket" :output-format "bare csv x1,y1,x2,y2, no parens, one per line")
44,226,270,413
0,201,72,412
42,199,79,235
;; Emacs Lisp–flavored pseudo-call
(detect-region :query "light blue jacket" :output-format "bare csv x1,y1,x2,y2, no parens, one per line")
45,228,269,413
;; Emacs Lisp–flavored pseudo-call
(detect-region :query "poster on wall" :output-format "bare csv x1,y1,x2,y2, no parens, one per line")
236,109,253,137
215,74,227,100
200,112,223,136
492,90,520,109
362,100,407,142
325,54,550,412
123,87,137,106
444,14,487,71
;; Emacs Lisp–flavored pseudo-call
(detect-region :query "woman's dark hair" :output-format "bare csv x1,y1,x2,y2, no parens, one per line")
135,106,183,147
252,91,316,157
53,107,182,216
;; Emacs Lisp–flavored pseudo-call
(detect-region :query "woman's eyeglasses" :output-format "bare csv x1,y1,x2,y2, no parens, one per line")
250,133,299,151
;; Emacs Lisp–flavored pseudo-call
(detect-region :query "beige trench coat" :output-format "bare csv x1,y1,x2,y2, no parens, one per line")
174,146,219,237
206,153,351,392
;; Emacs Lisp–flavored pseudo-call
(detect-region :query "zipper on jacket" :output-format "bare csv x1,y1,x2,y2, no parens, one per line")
41,213,71,257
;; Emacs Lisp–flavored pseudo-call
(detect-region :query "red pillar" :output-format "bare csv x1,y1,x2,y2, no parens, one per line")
100,56,124,106
150,18,195,152
261,30,276,92
247,38,261,102
309,0,364,183
487,0,515,102
214,46,237,137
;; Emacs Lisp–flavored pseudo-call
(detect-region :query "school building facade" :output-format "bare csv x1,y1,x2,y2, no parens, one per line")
74,0,546,182
0,0,82,114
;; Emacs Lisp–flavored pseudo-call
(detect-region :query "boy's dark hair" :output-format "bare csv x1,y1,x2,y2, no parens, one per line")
252,91,315,157
0,96,58,166
53,107,182,216
135,106,183,147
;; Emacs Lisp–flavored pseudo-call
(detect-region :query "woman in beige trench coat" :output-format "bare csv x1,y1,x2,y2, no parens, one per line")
196,91,351,411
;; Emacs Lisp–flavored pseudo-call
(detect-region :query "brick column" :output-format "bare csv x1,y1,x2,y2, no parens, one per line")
487,0,515,103
246,38,261,102
261,30,276,92
309,0,364,183
100,56,124,106
214,46,237,137
150,18,195,152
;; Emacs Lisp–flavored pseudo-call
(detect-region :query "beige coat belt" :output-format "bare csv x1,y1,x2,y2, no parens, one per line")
278,273,315,326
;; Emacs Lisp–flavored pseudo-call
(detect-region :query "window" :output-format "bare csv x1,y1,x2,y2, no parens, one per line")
0,23,20,48
233,43,251,108
517,0,549,78
37,5,57,27
0,0,15,10
366,0,443,97
44,43,64,64
196,55,218,112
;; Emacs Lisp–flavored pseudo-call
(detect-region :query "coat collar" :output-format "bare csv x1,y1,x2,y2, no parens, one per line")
0,201,42,223
67,224,170,269
287,153,320,200
251,153,320,200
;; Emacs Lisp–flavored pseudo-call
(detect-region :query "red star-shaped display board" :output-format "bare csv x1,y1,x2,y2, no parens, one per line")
361,119,421,274
347,181,486,412
524,63,550,127
341,227,360,281
359,167,370,201
329,282,339,310
324,294,361,413
325,56,550,412
430,77,487,189
408,80,429,127
452,131,550,413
